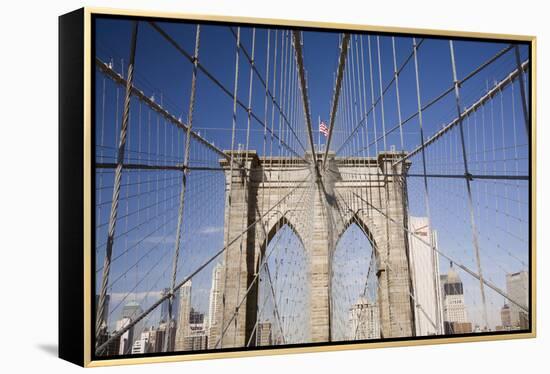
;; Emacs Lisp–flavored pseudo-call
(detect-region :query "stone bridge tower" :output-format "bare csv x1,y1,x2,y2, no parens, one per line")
208,150,414,348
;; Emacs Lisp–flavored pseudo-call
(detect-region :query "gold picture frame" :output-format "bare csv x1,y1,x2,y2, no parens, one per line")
59,7,536,367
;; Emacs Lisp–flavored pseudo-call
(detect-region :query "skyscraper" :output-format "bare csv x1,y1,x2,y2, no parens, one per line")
257,322,273,346
500,304,512,329
156,320,177,352
145,325,165,353
120,301,143,349
506,271,529,329
189,308,205,329
442,265,471,334
207,262,224,349
131,331,150,354
185,309,208,351
347,296,380,340
160,288,170,323
183,334,209,351
443,266,467,323
408,216,444,336
96,328,120,356
122,301,142,319
208,263,223,330
174,281,192,351
116,317,134,355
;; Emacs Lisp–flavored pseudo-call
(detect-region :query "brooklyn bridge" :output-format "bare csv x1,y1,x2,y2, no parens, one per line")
92,19,531,356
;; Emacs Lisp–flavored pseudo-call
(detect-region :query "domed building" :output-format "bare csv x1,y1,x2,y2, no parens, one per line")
442,264,470,334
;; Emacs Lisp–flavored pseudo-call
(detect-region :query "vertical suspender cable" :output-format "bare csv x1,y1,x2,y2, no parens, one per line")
96,21,139,343
376,36,387,151
164,25,201,352
219,26,241,349
449,40,489,331
514,45,530,135
392,37,405,150
412,37,441,334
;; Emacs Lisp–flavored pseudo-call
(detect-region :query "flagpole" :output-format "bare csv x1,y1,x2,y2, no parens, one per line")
315,116,321,154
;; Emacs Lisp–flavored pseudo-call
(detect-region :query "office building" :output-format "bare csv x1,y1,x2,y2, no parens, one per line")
174,281,192,351
116,317,134,355
131,332,150,354
501,304,512,329
442,265,468,323
408,216,444,335
347,296,380,340
208,263,223,330
506,271,529,329
257,321,273,346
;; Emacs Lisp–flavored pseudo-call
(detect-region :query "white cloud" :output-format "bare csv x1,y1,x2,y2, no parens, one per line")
198,225,224,234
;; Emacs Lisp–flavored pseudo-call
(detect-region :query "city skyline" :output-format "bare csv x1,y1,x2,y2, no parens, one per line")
99,249,529,355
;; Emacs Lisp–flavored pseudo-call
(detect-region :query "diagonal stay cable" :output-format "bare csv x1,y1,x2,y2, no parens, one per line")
262,260,287,345
96,57,229,162
393,59,530,167
349,43,517,158
228,27,307,153
213,180,315,348
327,183,435,334
341,42,513,156
246,209,304,347
333,189,438,332
148,22,307,162
350,191,529,313
336,186,446,333
336,38,424,156
96,171,312,355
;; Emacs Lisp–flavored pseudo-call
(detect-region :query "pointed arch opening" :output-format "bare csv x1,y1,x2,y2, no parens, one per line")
331,215,380,342
253,214,311,346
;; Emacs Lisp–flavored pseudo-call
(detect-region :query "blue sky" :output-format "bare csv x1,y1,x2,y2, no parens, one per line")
94,17,530,336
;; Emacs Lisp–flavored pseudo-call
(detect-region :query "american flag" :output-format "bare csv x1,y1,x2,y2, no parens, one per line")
319,120,329,137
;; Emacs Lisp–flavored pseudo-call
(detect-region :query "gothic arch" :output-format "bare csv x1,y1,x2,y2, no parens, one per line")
260,213,307,258
334,211,378,253
255,213,311,345
330,215,379,341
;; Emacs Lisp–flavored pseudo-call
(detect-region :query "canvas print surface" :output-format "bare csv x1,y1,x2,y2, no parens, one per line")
92,15,532,359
